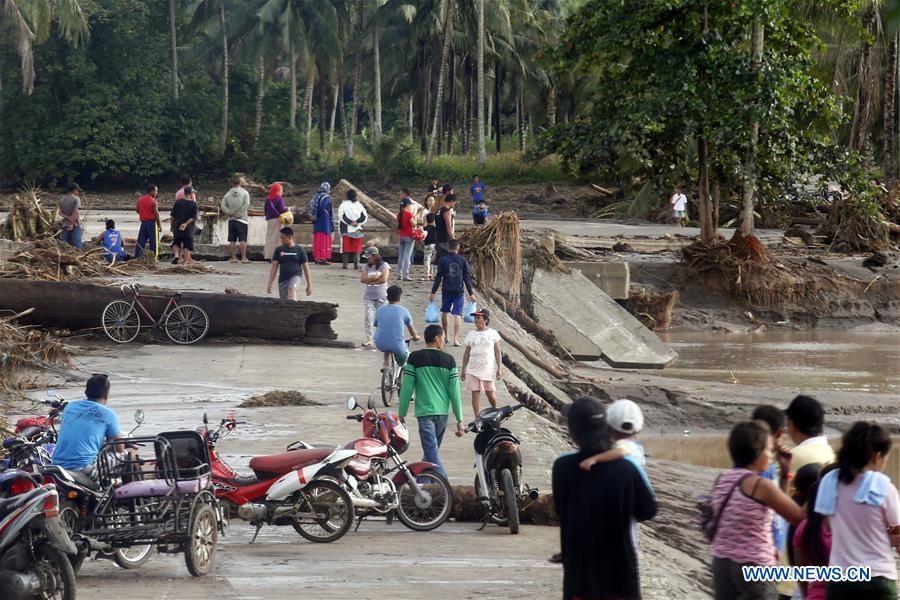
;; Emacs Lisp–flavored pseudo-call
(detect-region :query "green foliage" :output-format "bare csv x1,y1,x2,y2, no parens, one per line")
357,130,417,185
250,126,309,182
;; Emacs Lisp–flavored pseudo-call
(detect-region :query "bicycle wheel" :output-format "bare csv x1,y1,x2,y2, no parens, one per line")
102,300,141,343
164,304,209,344
381,364,395,407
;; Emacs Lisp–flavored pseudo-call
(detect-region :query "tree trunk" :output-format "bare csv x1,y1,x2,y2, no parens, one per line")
373,26,383,135
254,56,265,146
885,31,898,188
547,83,556,127
416,37,432,152
463,56,472,155
218,3,229,157
348,0,364,158
476,0,487,165
447,47,456,155
319,80,327,150
289,37,297,129
517,83,525,152
425,1,455,165
169,0,179,99
494,60,502,154
487,92,493,140
304,68,315,157
698,4,715,243
737,18,764,238
408,95,414,139
329,82,339,143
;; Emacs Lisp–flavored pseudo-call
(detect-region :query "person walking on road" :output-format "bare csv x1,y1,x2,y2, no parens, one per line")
221,176,251,263
58,184,84,249
338,189,368,270
264,183,289,260
397,197,416,281
430,239,475,346
170,186,198,265
360,246,391,347
267,227,312,301
553,396,658,600
311,182,334,265
135,185,161,259
670,188,688,227
398,324,464,479
461,308,502,415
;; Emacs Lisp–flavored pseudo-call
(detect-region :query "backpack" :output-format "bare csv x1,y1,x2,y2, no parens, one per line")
308,193,326,221
697,472,752,543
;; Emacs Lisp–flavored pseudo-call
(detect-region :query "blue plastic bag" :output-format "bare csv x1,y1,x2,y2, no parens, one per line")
463,301,477,323
425,301,440,323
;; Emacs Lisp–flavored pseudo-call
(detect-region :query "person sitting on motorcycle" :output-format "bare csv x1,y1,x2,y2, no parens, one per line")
52,373,128,479
374,284,420,370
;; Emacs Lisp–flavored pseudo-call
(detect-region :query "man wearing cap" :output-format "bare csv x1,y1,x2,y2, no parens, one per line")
360,246,391,347
52,374,128,479
461,308,502,414
397,192,416,281
58,183,83,249
135,184,161,259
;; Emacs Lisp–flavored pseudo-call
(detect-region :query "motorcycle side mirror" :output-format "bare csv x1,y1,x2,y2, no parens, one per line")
347,397,358,411
366,396,376,410
46,390,57,398
134,409,145,425
203,413,208,425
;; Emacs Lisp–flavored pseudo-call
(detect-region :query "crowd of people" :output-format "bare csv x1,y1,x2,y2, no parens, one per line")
551,392,900,600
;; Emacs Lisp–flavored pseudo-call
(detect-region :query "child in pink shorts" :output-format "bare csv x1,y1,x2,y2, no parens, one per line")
461,308,502,415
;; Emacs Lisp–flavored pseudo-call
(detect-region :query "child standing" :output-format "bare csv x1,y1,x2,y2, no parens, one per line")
470,175,486,214
461,308,502,415
422,213,437,280
472,199,489,225
100,220,126,264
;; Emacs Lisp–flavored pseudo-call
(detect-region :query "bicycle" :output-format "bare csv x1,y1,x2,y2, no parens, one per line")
380,339,412,407
102,283,209,345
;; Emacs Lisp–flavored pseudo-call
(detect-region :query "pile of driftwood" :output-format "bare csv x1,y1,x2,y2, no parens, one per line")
629,288,679,331
1,190,60,241
458,212,524,305
0,240,211,281
0,310,72,392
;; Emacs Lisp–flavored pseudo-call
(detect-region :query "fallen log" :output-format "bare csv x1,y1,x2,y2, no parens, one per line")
331,179,398,230
502,372,566,425
450,485,557,525
0,279,338,342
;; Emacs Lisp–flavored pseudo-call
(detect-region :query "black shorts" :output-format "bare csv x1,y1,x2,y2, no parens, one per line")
228,220,248,242
173,231,194,251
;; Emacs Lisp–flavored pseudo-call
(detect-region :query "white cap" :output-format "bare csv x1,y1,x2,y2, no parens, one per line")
607,399,643,434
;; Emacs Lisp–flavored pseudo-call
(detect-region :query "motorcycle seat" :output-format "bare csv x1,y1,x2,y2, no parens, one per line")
113,475,210,499
249,448,332,478
42,465,100,492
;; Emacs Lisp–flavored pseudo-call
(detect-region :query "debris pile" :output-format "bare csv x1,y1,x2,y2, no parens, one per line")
0,311,72,392
819,194,892,252
628,288,679,331
458,212,524,305
239,390,321,408
1,190,60,241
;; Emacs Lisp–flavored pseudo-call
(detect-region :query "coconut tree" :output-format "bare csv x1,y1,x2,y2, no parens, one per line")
425,0,454,165
477,0,487,163
3,0,89,95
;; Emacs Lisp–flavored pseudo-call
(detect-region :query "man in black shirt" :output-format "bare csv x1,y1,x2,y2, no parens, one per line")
435,194,457,260
170,186,198,265
267,227,313,300
553,397,657,600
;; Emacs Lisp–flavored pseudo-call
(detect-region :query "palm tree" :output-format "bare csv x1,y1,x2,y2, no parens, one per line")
169,0,179,98
477,0,487,164
3,0,89,95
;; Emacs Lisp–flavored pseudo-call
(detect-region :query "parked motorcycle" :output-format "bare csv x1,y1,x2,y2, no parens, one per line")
1,391,68,470
0,471,77,600
201,414,356,543
293,396,453,531
465,405,539,534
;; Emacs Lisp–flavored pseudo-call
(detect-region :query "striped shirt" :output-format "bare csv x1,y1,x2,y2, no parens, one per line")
712,468,776,565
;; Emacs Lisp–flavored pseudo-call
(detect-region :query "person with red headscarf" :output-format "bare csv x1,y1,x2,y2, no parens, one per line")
264,182,289,260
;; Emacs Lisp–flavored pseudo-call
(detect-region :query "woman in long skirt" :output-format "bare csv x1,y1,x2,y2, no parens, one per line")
311,182,334,265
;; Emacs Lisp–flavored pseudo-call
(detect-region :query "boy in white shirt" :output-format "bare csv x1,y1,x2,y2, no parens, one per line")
670,189,688,227
461,308,502,415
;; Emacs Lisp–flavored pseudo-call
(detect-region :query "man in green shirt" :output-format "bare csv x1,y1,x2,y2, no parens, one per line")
399,324,464,479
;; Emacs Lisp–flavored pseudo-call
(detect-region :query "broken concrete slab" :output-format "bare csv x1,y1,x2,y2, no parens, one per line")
530,268,677,368
0,279,338,342
565,260,630,299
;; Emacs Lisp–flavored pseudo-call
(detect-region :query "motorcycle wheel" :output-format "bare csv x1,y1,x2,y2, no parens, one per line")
57,500,85,574
501,469,520,535
184,503,218,577
395,469,453,531
33,543,76,600
475,475,509,526
291,479,354,543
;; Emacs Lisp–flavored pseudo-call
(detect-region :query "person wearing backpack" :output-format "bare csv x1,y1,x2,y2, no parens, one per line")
430,239,475,347
310,182,334,265
709,421,804,600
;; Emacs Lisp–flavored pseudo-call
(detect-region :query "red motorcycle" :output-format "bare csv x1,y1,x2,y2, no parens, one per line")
294,396,453,531
200,415,356,543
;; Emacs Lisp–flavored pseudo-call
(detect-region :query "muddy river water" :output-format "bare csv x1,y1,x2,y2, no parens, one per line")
657,329,900,395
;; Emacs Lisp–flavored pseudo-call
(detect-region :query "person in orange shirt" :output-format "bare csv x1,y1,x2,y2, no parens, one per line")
135,185,161,259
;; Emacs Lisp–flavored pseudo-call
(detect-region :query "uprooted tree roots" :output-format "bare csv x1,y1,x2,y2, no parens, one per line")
458,212,524,305
0,312,72,394
681,235,862,310
819,194,892,252
1,190,60,241
628,288,679,331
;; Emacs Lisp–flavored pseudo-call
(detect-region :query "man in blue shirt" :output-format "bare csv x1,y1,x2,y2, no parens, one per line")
100,219,126,263
430,240,476,346
374,285,420,369
470,175,485,212
52,374,126,478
